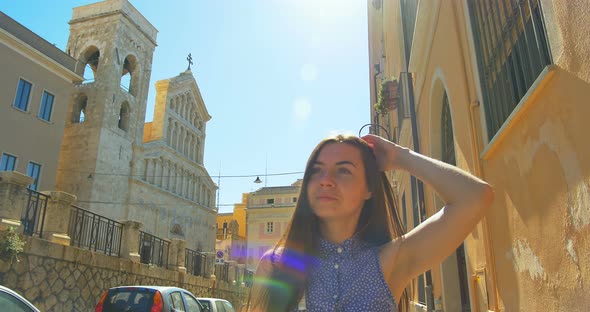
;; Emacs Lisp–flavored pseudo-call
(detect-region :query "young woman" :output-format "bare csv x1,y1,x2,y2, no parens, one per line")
248,134,494,311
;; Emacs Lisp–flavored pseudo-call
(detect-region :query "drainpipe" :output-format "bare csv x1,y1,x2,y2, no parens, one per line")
373,63,382,133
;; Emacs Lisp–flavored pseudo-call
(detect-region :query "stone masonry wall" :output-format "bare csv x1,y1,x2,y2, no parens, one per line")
0,233,248,312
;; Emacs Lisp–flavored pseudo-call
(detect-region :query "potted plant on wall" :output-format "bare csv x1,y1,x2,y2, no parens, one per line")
374,77,400,116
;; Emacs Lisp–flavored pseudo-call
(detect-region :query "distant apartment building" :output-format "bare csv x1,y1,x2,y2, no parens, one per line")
0,12,83,191
245,180,301,271
216,194,247,264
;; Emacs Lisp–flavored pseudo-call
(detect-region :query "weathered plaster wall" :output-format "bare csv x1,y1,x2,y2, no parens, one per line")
484,68,590,311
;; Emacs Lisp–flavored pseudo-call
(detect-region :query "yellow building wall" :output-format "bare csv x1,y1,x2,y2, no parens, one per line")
234,193,248,238
483,68,590,311
407,2,488,310
480,0,590,310
216,193,248,239
368,0,590,311
427,0,486,305
217,214,234,232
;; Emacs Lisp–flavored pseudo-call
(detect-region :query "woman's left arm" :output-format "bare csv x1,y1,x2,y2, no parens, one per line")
362,134,494,282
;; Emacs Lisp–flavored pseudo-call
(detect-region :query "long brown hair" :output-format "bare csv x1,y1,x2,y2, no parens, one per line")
249,135,408,311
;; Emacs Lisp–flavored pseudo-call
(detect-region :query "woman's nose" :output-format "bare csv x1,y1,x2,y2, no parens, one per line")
319,171,335,187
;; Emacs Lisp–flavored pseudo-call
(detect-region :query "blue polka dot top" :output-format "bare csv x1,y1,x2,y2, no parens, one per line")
304,234,397,311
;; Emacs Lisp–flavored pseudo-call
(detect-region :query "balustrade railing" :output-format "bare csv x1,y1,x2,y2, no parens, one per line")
21,189,49,237
68,205,123,257
139,231,170,267
185,248,210,277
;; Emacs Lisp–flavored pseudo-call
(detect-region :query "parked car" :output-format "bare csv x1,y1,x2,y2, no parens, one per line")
0,285,41,312
197,298,235,312
95,286,206,312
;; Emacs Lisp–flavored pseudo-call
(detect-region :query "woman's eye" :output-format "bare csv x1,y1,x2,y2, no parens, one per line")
310,167,321,175
337,167,351,174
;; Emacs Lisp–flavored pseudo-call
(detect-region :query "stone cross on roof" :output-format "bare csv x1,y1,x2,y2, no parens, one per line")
186,53,193,71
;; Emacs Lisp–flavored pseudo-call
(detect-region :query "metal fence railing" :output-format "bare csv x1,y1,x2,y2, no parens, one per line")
215,262,231,283
185,248,211,277
68,205,123,257
21,189,49,237
139,231,170,268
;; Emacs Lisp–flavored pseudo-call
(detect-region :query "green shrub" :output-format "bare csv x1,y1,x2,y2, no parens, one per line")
0,227,25,263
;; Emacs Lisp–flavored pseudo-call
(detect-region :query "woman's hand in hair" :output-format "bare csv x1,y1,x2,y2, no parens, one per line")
361,134,405,172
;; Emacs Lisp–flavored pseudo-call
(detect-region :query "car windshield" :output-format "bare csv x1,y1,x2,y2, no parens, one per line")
198,300,211,310
222,301,235,312
102,288,155,312
0,290,36,312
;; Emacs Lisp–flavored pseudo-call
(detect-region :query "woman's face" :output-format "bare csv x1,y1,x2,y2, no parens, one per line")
306,142,372,220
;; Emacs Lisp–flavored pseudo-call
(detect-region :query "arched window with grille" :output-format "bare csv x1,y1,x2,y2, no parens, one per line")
468,0,552,140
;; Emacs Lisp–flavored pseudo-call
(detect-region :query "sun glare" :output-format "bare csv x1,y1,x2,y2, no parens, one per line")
288,0,361,22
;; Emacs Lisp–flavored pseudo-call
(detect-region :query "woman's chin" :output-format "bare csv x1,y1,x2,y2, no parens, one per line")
311,208,337,219
311,208,346,220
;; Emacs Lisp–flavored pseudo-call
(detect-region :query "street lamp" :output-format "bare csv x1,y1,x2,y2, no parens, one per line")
253,155,267,186
358,123,391,141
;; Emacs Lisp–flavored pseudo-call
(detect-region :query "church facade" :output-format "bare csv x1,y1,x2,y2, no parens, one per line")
1,0,217,252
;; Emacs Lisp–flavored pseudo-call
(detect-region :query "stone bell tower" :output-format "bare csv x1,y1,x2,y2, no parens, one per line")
56,0,158,219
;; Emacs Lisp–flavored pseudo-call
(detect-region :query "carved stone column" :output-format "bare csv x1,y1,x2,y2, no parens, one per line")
121,220,143,262
146,159,154,184
169,238,187,273
162,160,169,190
41,191,76,245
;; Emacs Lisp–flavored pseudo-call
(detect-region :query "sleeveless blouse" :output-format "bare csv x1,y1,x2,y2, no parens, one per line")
304,235,397,311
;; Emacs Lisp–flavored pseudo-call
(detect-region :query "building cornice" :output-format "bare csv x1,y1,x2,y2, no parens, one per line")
0,28,83,83
69,0,158,46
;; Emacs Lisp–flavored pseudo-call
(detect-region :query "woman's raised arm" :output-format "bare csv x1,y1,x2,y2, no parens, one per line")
362,134,494,285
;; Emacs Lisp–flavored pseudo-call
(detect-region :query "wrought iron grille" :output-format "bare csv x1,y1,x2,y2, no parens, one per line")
185,248,210,277
468,0,552,140
21,189,49,237
68,205,123,257
215,262,231,283
139,231,170,268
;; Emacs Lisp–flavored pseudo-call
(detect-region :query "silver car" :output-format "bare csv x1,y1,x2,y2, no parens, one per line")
0,285,41,312
197,298,235,312
95,286,206,312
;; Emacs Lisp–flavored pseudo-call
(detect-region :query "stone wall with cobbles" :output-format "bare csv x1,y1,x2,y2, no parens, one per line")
0,233,247,311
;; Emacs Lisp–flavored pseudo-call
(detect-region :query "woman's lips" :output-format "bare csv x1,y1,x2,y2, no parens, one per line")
316,195,338,201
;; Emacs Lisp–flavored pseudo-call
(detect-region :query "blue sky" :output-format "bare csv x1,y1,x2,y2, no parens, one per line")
2,1,370,213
